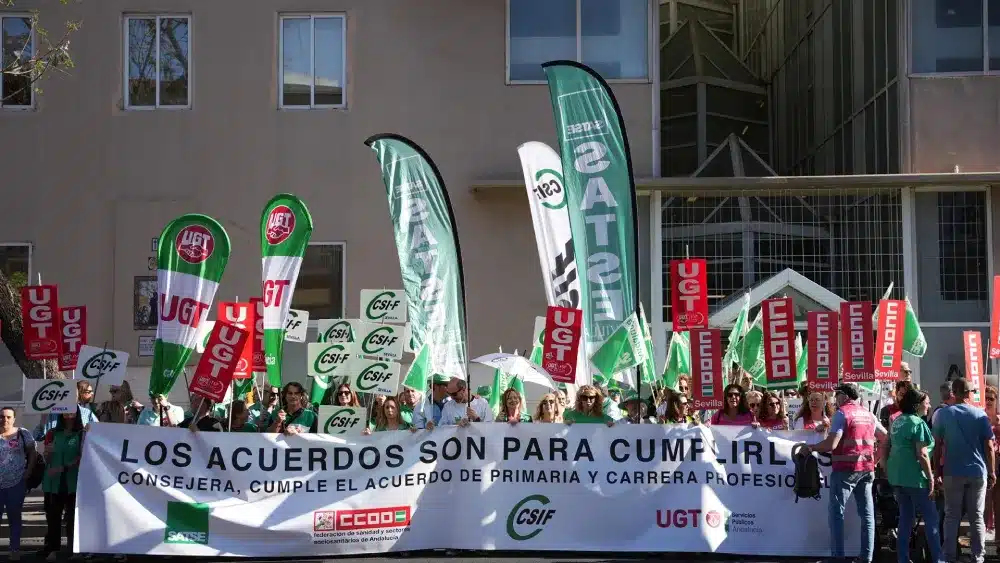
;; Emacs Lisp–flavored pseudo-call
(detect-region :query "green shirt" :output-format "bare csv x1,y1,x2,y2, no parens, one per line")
267,409,318,433
374,421,412,432
564,409,613,424
233,421,258,432
399,406,414,426
888,413,935,489
498,412,532,423
43,430,84,494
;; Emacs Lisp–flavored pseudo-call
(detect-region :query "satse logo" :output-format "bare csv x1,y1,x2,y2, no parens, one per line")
264,205,295,245
31,381,71,412
328,507,410,531
878,301,901,368
365,291,403,321
323,408,360,434
506,494,556,541
164,502,209,545
361,326,398,356
80,351,121,380
174,225,214,264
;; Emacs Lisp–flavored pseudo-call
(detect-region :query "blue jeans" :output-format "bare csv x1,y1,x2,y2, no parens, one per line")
0,480,26,552
829,470,875,562
894,486,942,563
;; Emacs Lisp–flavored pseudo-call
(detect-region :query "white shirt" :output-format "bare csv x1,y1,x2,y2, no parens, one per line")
438,396,494,426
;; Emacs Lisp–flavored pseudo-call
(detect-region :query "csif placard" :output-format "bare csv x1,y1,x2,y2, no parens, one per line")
361,290,407,324
74,345,129,386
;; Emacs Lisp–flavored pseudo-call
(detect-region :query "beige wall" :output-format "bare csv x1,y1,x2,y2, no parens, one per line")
0,0,653,370
909,76,1000,173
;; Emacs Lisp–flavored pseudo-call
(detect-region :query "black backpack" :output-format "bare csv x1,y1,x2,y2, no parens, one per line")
792,444,822,502
20,429,45,492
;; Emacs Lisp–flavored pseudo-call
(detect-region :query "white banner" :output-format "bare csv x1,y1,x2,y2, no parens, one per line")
518,141,589,387
76,424,859,557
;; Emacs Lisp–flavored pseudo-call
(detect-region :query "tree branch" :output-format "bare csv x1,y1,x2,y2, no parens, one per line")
0,270,63,379
1,0,81,103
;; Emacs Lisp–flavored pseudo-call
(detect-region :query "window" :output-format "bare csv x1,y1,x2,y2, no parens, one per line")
0,244,31,289
1,14,34,107
279,15,346,108
507,0,649,82
124,15,191,109
290,243,345,319
911,0,1000,72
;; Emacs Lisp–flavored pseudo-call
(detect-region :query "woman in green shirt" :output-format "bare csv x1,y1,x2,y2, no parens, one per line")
497,388,532,424
266,382,318,435
564,385,615,426
40,409,84,561
363,397,414,434
885,388,940,563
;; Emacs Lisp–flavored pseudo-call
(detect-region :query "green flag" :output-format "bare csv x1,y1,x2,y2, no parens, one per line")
260,194,314,388
149,215,231,397
637,304,657,385
590,312,645,380
723,293,751,366
401,344,432,392
662,331,691,390
543,61,642,383
735,312,766,387
796,334,807,386
365,134,469,383
875,284,927,357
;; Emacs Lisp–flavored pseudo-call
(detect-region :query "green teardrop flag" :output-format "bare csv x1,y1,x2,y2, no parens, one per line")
149,215,231,397
260,194,314,388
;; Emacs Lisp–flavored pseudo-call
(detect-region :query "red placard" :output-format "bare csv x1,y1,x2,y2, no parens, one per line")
20,285,59,360
874,300,906,380
541,306,583,384
217,302,254,379
190,322,250,403
806,311,839,392
690,328,723,410
840,301,874,382
57,306,87,371
670,259,708,330
250,297,266,373
990,276,1000,358
964,331,986,408
762,297,796,387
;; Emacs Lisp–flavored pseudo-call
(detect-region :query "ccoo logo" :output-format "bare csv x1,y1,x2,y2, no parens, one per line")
506,494,556,541
32,381,72,412
532,168,566,210
175,225,215,264
264,205,295,245
81,351,121,380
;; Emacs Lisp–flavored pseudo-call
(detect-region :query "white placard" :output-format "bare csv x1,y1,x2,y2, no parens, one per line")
284,309,310,343
316,319,356,343
348,358,401,396
73,345,129,386
22,378,76,414
360,289,407,324
316,405,365,435
356,322,404,360
196,321,216,354
307,342,355,378
533,316,546,347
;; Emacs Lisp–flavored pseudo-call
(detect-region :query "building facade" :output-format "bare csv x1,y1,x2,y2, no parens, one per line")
0,0,997,403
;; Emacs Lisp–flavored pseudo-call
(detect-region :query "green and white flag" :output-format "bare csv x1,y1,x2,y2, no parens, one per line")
544,61,643,382
874,284,927,357
365,134,469,382
638,304,657,385
149,215,231,397
590,312,645,380
796,334,807,385
735,312,766,387
662,331,691,391
260,194,314,388
723,292,752,366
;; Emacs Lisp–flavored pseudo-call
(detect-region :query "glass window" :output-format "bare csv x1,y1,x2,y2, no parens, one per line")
290,244,345,319
0,244,30,289
280,15,346,108
1,15,33,107
989,0,1000,68
911,0,985,73
124,15,191,109
508,0,649,82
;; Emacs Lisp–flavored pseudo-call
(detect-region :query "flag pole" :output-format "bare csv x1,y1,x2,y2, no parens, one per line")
38,273,47,379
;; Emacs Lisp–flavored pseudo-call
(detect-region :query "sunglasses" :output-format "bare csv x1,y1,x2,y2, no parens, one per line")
679,400,689,406
768,400,781,407
748,402,760,408
337,390,352,396
543,399,556,404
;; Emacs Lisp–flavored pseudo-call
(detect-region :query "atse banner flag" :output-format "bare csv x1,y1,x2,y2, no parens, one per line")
20,285,59,360
964,331,986,408
840,301,874,382
670,259,708,330
874,300,906,380
217,302,254,379
542,306,583,384
762,298,796,387
690,328,723,410
250,297,266,372
806,311,838,392
990,276,1000,358
190,322,250,403
57,306,87,371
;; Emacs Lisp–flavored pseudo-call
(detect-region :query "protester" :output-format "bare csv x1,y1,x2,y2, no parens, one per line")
554,387,569,411
436,378,493,428
363,397,413,434
228,401,256,432
496,388,531,424
113,382,142,423
412,374,452,429
565,385,615,426
710,384,755,426
933,377,996,563
0,407,34,561
136,394,184,427
930,381,955,429
367,394,387,427
619,389,654,424
180,394,226,432
899,362,912,382
880,380,914,429
95,400,126,424
985,386,1000,536
757,391,788,430
792,391,832,431
804,382,887,563
661,392,698,424
40,408,84,562
746,390,763,418
266,383,318,435
533,393,563,423
36,381,97,439
885,388,940,563
332,384,361,408
396,386,421,426
249,385,280,428
675,374,691,397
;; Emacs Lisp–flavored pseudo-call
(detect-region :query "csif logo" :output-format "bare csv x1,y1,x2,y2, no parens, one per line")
321,320,354,343
174,225,215,264
323,408,360,434
80,351,121,380
532,168,566,210
506,494,556,541
164,501,209,545
355,362,394,392
365,291,403,321
313,343,350,375
31,380,72,412
264,205,295,245
361,326,399,356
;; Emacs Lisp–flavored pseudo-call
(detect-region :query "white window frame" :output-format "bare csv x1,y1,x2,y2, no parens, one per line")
0,13,36,110
0,242,33,282
504,0,654,85
302,241,347,330
278,14,348,110
122,14,193,110
908,0,1000,77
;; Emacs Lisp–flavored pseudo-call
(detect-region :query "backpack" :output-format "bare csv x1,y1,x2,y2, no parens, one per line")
792,444,822,502
20,429,45,492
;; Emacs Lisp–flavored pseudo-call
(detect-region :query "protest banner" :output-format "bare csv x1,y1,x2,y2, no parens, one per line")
21,284,59,360
58,306,87,371
77,424,860,558
74,345,129,386
670,259,708,330
22,378,75,414
964,331,985,408
217,302,254,379
541,306,583,384
806,311,838,392
284,309,310,343
690,328,722,410
762,298,795,389
873,300,905,380
360,290,407,324
839,301,873,383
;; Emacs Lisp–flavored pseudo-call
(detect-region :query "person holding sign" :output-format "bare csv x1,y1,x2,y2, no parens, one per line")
792,392,833,431
249,386,280,429
496,388,531,424
40,409,84,562
411,374,452,429
362,397,413,434
710,384,756,427
437,378,493,428
266,383,317,435
757,391,789,431
228,401,257,433
661,393,698,425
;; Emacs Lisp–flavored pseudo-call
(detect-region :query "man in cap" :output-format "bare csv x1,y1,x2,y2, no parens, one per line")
412,374,452,430
803,382,887,563
438,377,493,427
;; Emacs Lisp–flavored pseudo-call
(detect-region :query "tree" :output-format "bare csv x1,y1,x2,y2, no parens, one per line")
1,1,80,378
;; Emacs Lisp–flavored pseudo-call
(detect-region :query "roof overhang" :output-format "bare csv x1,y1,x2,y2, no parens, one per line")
709,268,846,326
